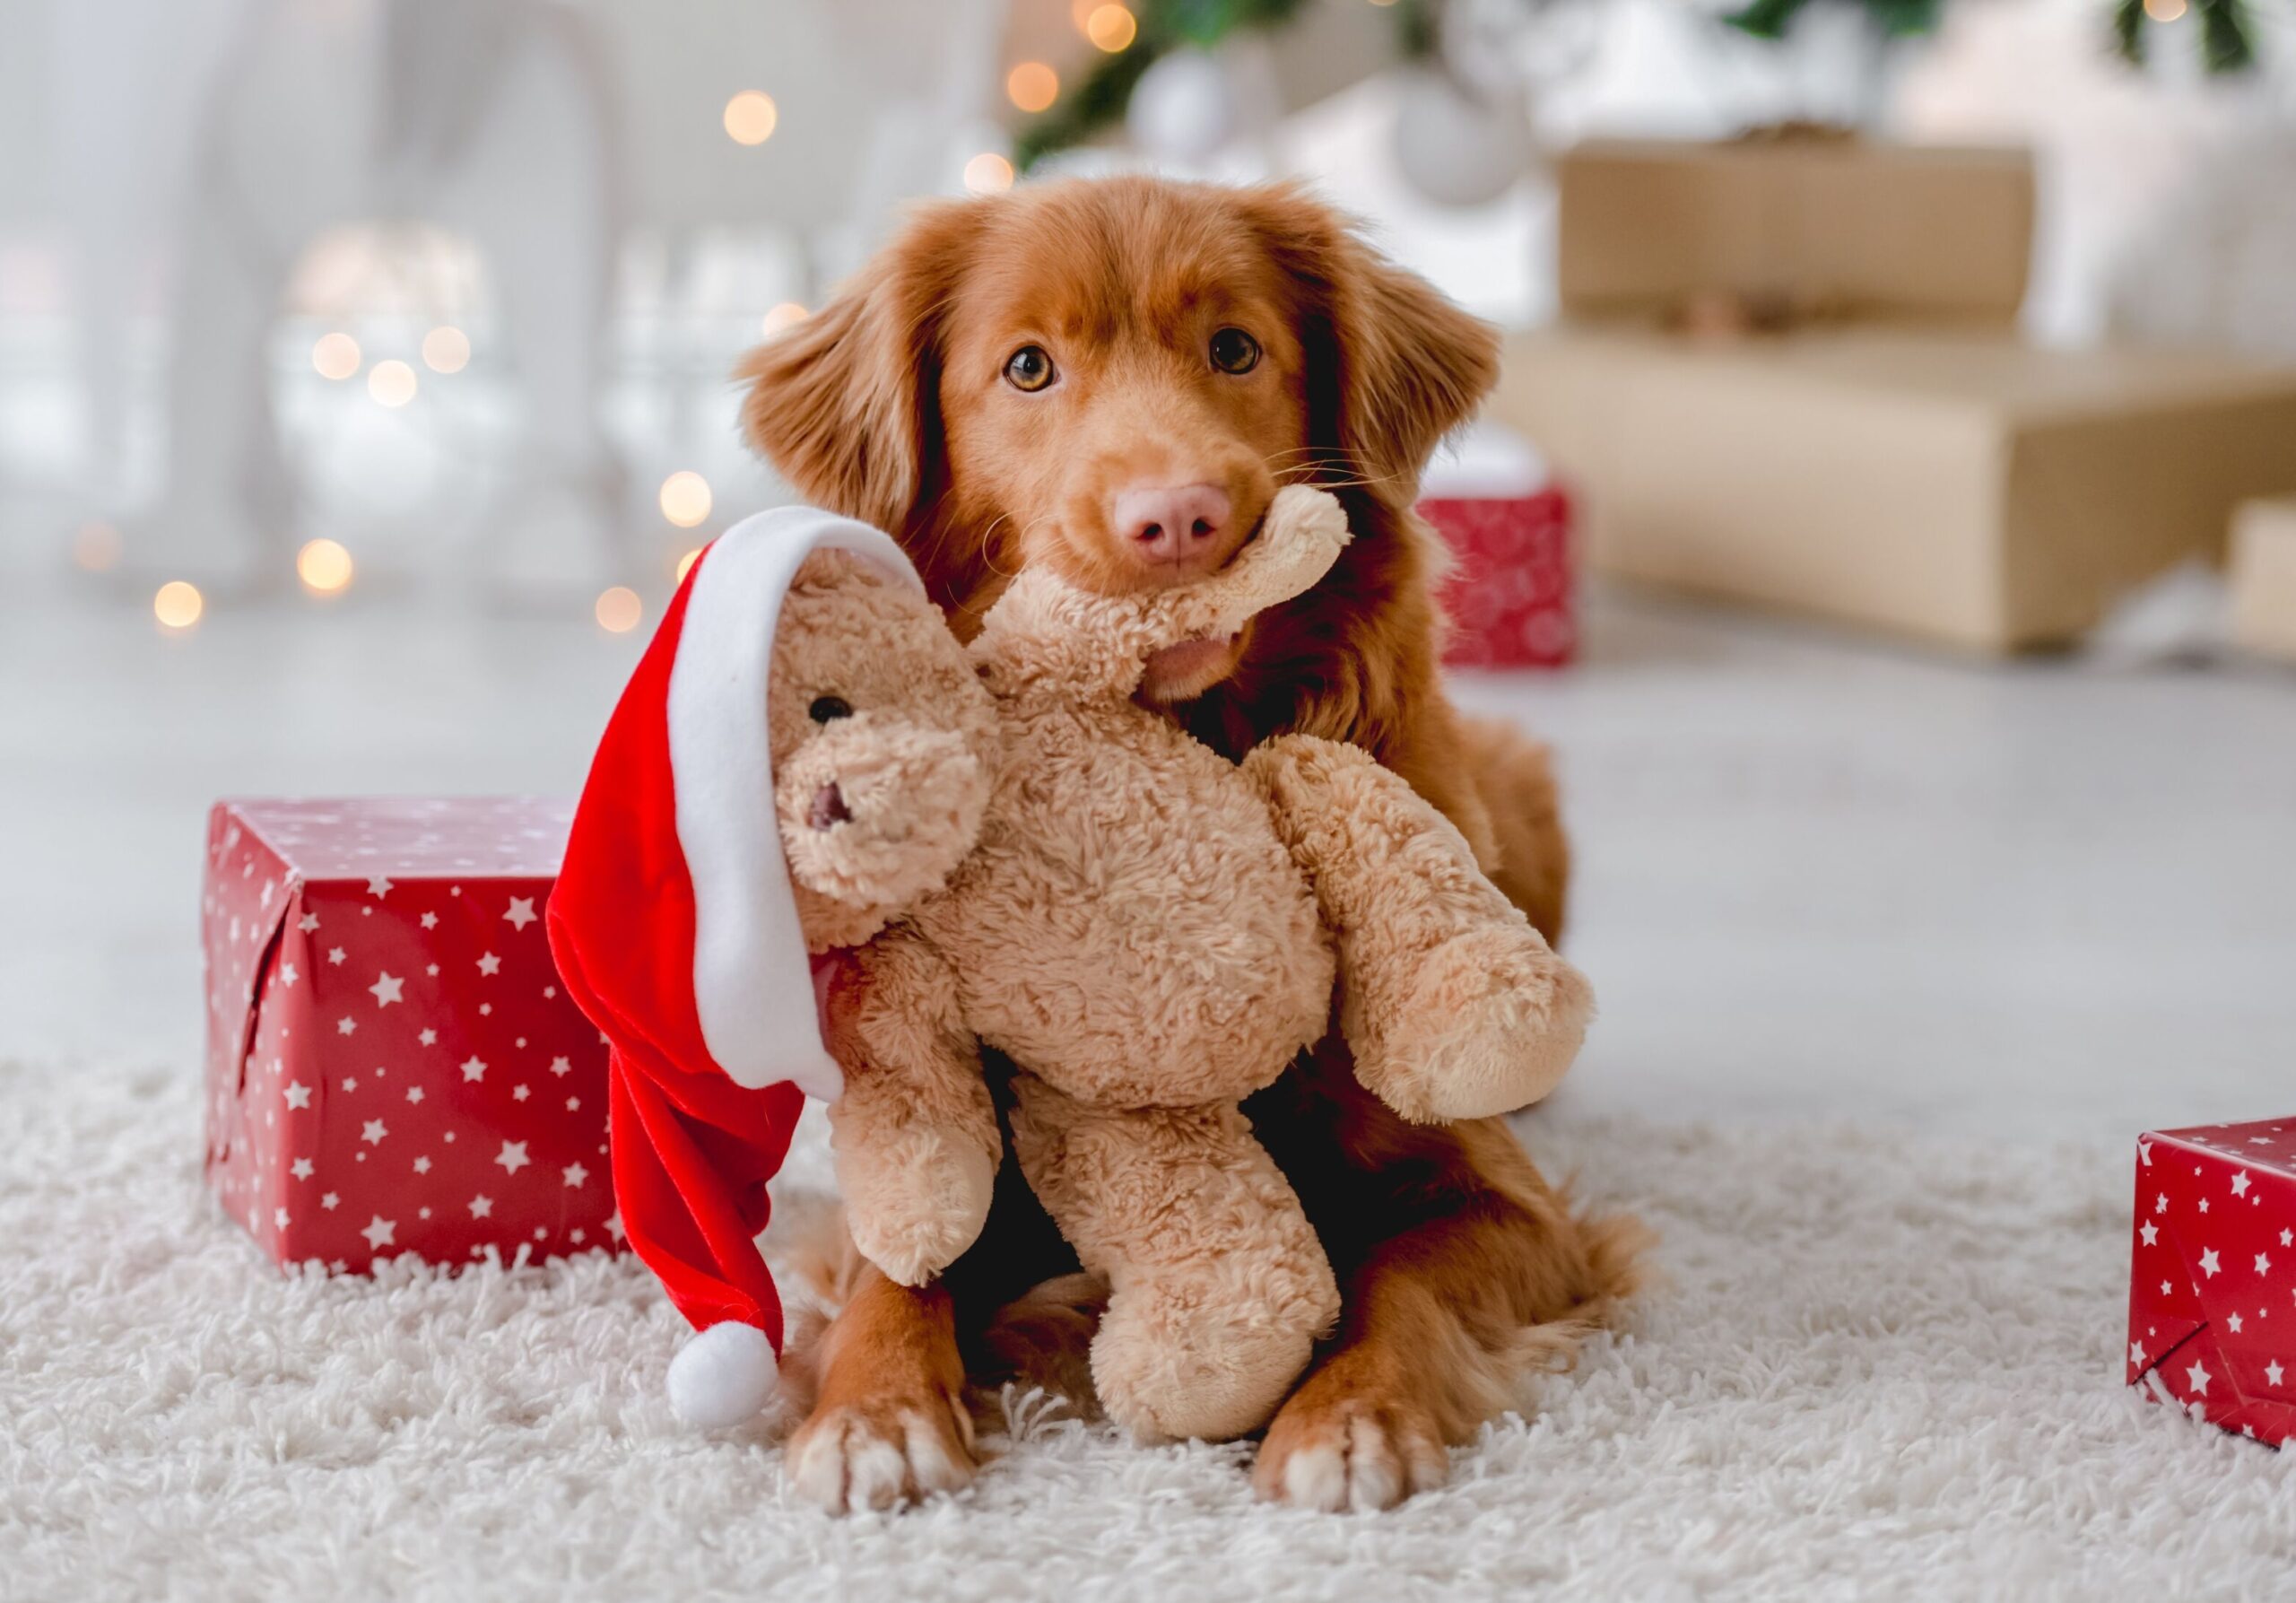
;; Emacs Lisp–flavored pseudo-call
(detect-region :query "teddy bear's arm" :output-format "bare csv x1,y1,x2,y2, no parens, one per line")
967,485,1352,700
1004,1072,1339,1443
1241,735,1596,1123
821,928,1002,1287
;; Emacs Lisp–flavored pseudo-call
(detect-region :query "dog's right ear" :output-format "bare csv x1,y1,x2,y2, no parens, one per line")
736,202,982,536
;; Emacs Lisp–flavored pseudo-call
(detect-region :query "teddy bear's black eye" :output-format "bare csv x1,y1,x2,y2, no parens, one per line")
808,696,853,724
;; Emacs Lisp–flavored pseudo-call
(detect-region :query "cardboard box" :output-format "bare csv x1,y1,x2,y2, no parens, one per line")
1556,137,2035,326
202,798,620,1273
2126,1118,2296,1447
2230,497,2296,665
1492,326,2296,652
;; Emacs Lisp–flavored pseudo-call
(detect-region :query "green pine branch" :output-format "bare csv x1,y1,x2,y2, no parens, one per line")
2109,0,2258,73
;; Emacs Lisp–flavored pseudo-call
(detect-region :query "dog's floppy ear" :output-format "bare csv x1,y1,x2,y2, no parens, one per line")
1240,184,1500,494
736,201,982,536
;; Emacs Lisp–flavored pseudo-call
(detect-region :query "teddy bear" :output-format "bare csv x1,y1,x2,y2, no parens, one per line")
760,484,1595,1442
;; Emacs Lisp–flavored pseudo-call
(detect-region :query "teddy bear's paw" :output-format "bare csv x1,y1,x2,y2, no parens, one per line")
1254,1390,1449,1514
837,1131,997,1287
1369,930,1595,1122
785,1385,978,1514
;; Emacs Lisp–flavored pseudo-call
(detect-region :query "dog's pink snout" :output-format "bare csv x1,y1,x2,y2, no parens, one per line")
1114,483,1230,566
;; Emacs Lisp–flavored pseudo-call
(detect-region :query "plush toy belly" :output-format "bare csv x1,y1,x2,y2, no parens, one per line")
923,716,1334,1108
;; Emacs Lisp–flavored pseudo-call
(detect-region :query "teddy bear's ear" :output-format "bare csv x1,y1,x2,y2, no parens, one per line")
736,200,985,541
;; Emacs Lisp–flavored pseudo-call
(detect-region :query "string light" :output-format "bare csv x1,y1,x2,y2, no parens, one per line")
312,333,361,380
761,301,809,337
367,360,417,406
658,471,713,528
595,587,643,633
154,580,204,631
1007,62,1059,113
675,547,703,583
297,538,354,595
73,520,122,572
964,152,1015,195
724,91,778,145
422,327,470,374
1085,4,1136,51
2144,0,2187,17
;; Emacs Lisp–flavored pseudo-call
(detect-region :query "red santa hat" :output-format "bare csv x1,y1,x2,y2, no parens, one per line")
547,505,926,1428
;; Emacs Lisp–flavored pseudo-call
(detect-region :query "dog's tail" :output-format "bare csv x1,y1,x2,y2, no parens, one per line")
1504,1199,1655,1380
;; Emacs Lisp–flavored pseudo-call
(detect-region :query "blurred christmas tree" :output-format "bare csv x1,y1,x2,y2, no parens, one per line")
2108,0,2258,73
1014,0,2267,174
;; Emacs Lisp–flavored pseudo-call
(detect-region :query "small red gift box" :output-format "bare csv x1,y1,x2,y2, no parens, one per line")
202,798,620,1274
1420,425,1577,668
2126,1117,2296,1446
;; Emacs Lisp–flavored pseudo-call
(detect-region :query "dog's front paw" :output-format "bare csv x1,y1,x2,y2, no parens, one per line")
786,1384,978,1514
1254,1386,1448,1513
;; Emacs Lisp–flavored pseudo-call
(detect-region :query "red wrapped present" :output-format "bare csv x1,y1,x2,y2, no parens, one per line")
2126,1117,2296,1446
1420,424,1576,668
201,798,619,1274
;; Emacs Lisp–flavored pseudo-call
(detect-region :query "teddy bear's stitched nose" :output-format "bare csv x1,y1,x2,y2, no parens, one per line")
808,782,853,831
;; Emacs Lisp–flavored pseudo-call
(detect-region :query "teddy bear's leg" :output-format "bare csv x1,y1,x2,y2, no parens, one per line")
1242,734,1595,1123
1005,1074,1340,1443
822,933,1003,1288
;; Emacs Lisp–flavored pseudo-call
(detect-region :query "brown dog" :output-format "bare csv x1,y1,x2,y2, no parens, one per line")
741,176,1646,1513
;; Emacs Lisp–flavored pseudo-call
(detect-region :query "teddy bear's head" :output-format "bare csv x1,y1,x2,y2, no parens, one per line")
770,550,997,952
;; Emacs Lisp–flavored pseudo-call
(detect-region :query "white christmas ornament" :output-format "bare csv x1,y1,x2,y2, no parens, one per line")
1126,48,1239,165
1391,69,1535,209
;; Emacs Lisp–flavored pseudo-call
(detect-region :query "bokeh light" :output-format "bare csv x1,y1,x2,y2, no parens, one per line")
297,538,354,595
596,587,643,633
658,471,713,528
312,333,361,380
675,547,703,583
73,520,122,572
367,360,417,406
1007,62,1059,113
723,91,778,145
422,327,470,374
761,301,810,337
964,152,1015,195
1085,4,1137,51
153,580,204,631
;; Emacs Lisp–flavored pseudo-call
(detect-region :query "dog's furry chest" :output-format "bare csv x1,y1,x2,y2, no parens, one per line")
913,695,1334,1108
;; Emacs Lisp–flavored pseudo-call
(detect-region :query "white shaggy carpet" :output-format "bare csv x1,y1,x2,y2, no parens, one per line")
5,1057,2292,1603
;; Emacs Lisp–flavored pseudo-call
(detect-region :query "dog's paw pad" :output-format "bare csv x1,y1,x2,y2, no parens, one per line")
787,1393,976,1514
1256,1398,1447,1513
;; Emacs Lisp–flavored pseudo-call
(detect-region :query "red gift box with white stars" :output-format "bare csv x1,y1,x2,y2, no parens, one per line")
1420,424,1577,669
2126,1118,2296,1446
201,798,620,1275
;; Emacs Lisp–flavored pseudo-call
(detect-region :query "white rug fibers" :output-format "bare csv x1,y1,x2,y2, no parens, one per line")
4,1057,2291,1603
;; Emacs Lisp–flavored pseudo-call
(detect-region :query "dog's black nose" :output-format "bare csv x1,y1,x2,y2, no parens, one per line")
808,782,853,831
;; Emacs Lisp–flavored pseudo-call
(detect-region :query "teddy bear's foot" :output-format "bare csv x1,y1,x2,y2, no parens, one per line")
833,1120,998,1288
1090,1271,1332,1443
1357,925,1595,1123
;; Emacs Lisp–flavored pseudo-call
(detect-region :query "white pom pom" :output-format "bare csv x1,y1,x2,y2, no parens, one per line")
666,1321,780,1429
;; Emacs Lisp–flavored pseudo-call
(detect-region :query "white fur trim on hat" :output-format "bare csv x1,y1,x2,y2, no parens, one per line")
665,506,926,1098
666,1320,781,1428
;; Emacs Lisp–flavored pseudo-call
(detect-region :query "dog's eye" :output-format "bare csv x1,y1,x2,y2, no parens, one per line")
1004,345,1056,392
1209,327,1260,375
808,695,853,724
